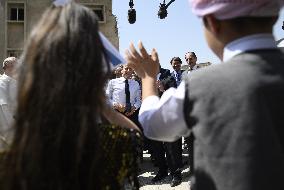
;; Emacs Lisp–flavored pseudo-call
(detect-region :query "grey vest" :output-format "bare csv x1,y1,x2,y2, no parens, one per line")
183,49,284,190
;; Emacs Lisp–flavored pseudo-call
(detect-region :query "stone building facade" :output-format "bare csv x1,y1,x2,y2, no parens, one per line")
0,0,119,72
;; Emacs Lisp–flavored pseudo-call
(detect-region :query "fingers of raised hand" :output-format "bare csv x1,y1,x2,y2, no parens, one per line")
151,48,159,63
138,41,150,59
125,50,137,67
125,46,139,72
125,49,134,62
129,43,142,60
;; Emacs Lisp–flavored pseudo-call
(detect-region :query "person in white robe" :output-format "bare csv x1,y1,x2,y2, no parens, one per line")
0,57,18,150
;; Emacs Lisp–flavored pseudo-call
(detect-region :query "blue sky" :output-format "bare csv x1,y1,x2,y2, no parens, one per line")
112,0,284,70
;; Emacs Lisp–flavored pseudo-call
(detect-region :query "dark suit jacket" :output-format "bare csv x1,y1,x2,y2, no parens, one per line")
161,76,176,90
184,49,284,190
159,68,171,80
170,70,184,86
170,70,184,78
158,68,176,96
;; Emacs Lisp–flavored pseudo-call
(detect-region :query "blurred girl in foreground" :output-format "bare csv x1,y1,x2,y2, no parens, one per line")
0,2,141,190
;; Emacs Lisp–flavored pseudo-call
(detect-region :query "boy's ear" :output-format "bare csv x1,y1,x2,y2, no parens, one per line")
203,14,221,35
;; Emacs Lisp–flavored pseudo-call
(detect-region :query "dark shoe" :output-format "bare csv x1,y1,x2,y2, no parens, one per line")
151,171,168,182
170,174,182,187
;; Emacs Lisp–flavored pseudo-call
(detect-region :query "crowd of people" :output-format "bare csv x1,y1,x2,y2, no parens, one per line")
106,51,203,187
0,0,284,190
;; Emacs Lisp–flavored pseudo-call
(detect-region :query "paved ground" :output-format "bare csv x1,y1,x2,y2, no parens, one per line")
138,151,191,190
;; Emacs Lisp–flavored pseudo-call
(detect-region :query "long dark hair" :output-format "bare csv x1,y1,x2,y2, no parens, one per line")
2,2,110,190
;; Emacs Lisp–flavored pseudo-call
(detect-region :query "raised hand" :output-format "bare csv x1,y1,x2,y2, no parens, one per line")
125,41,160,80
125,41,160,100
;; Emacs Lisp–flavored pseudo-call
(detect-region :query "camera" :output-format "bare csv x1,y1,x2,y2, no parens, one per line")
128,8,136,24
158,3,168,19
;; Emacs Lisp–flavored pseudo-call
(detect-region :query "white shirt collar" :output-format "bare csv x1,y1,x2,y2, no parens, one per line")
277,38,284,47
1,74,8,78
223,34,277,62
156,73,161,80
118,76,133,81
0,74,14,81
173,70,182,74
191,65,198,70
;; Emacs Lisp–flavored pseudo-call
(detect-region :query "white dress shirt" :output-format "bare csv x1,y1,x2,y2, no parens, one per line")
182,64,199,79
106,77,141,109
187,65,198,73
139,33,277,142
0,74,17,150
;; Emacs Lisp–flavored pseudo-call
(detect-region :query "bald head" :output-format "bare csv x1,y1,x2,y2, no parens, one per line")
185,52,197,69
2,57,18,77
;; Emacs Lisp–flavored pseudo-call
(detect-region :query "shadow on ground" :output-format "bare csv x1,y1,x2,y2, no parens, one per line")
138,150,191,189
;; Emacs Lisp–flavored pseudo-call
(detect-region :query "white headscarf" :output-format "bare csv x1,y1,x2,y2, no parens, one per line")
189,0,284,19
